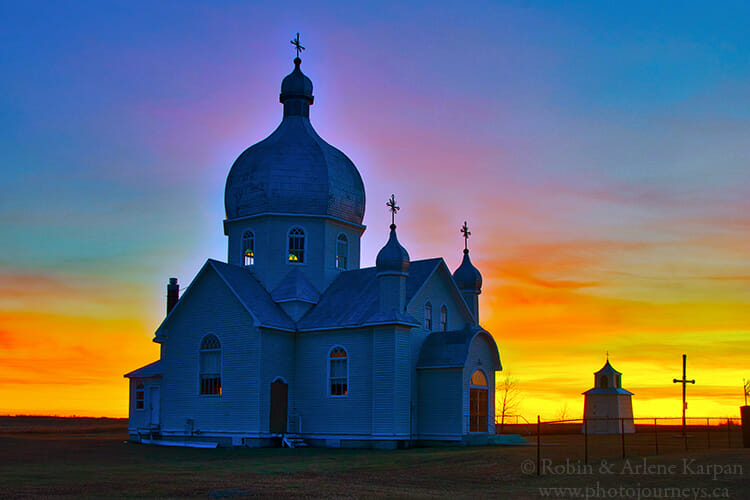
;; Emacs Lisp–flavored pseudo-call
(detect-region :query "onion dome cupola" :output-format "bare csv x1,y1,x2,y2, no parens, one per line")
376,225,410,277
453,249,483,293
224,50,366,226
453,221,482,323
376,195,410,277
377,195,410,313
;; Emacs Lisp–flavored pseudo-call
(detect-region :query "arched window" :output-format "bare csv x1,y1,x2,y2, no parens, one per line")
135,382,145,410
329,347,348,396
200,335,221,395
469,369,488,432
614,375,620,388
288,227,305,263
440,305,448,331
600,375,609,388
335,234,348,270
242,230,255,266
424,302,433,330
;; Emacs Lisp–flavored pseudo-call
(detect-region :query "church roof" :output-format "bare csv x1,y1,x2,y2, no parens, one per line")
224,58,365,226
124,360,162,378
297,258,443,330
207,260,296,331
417,328,501,370
271,268,320,304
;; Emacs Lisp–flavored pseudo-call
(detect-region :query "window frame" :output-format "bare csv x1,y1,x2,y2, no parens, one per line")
287,226,306,264
439,304,448,331
327,345,349,398
242,229,255,266
335,233,348,270
135,382,145,411
424,301,433,330
199,334,222,396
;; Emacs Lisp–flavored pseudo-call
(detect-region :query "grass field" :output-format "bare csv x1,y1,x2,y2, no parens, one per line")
0,417,747,499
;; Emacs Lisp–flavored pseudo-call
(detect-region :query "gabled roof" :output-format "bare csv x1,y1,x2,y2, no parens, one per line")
206,260,295,331
405,258,476,324
271,268,320,304
155,259,295,339
417,327,501,370
124,360,162,378
297,259,443,330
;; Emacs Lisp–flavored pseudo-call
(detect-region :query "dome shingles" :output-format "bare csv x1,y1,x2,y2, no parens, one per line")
224,59,365,226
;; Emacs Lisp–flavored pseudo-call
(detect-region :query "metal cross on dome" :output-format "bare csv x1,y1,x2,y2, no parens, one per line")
461,221,471,250
386,194,400,226
290,32,305,58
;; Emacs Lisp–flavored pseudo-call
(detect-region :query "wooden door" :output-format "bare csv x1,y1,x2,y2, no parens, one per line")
270,380,288,434
469,388,488,432
149,386,160,427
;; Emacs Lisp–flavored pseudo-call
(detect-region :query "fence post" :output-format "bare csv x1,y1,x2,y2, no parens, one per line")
536,415,541,476
654,418,658,455
584,418,588,465
706,417,711,449
621,418,626,458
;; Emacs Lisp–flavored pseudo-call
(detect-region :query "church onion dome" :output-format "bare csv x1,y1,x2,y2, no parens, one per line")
376,224,410,277
224,57,366,226
280,57,313,104
453,249,482,293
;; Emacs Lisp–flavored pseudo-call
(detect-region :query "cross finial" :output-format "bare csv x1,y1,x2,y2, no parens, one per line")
386,194,400,227
606,350,609,361
290,32,305,59
460,221,471,251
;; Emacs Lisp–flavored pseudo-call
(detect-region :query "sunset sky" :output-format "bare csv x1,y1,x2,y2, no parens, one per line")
1,1,747,420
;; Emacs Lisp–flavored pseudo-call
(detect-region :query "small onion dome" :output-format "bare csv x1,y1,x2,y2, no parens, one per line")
453,249,482,293
280,57,313,104
376,224,410,277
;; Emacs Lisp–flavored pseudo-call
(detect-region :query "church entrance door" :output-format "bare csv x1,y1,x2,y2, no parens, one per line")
270,379,288,434
149,386,160,427
469,388,488,432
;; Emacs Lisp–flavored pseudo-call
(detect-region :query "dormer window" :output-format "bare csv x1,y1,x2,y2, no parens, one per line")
288,227,305,263
242,230,255,266
336,234,348,270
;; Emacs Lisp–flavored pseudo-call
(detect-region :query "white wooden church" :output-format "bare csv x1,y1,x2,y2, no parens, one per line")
124,50,502,448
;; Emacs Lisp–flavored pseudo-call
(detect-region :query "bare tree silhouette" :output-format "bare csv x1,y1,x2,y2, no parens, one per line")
495,374,521,434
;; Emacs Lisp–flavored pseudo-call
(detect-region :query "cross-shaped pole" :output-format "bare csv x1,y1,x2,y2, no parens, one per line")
460,221,471,251
386,194,400,227
290,32,305,58
673,354,695,435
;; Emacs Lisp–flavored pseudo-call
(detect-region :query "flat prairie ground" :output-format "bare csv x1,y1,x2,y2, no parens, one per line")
0,417,747,499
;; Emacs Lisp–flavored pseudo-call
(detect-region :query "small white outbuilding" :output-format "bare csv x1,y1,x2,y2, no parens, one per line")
582,360,634,434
